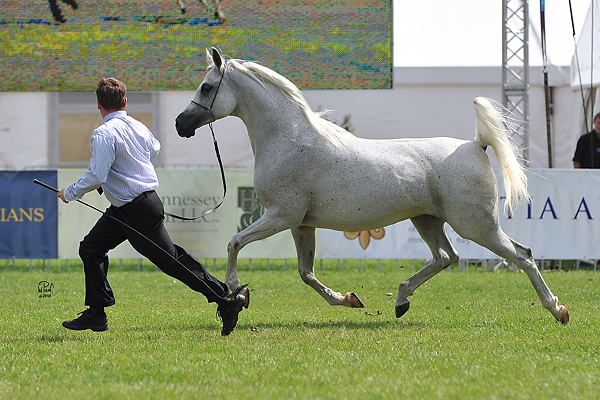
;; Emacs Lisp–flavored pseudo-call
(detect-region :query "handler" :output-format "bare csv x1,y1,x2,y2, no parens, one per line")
58,77,248,336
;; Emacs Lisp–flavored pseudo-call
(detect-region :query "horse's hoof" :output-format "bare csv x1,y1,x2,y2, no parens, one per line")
558,305,569,324
346,292,364,308
243,288,250,309
395,302,410,318
230,284,250,309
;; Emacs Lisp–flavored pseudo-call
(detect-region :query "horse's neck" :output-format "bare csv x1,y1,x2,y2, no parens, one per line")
235,83,315,149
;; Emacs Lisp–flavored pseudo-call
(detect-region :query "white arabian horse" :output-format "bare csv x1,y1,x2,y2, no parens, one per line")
175,48,569,324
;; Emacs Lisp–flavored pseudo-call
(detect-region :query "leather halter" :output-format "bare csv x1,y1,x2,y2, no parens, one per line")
189,64,226,123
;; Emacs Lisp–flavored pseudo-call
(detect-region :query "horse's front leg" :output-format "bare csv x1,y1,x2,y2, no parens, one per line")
224,243,241,291
224,207,297,290
291,226,364,308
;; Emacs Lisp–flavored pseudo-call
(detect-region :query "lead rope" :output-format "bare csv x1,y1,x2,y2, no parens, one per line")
164,121,226,221
167,64,227,221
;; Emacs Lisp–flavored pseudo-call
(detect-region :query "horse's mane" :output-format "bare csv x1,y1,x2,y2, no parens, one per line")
210,56,353,147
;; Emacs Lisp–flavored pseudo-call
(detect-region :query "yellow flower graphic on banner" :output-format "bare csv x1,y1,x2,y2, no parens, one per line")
344,228,385,249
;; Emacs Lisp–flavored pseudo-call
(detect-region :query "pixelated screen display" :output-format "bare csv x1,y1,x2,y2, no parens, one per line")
0,0,392,91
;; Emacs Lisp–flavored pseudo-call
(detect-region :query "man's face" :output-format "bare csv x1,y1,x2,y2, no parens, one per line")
595,117,600,133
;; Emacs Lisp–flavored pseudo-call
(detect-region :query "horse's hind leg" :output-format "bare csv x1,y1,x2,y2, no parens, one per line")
291,226,363,308
396,215,459,318
476,232,569,323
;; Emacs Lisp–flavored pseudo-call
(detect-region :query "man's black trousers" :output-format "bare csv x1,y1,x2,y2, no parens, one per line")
78,191,229,307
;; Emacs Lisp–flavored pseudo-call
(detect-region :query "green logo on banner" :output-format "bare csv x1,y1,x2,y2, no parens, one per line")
237,187,264,232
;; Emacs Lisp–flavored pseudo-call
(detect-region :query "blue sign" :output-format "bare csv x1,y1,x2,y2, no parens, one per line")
0,171,58,258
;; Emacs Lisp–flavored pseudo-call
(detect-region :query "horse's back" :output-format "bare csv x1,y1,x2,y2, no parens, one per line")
354,136,493,185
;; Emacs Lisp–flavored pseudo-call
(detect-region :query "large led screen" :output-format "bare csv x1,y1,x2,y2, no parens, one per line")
0,0,392,91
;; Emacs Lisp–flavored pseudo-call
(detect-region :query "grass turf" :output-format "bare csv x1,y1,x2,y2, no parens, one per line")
1,263,599,399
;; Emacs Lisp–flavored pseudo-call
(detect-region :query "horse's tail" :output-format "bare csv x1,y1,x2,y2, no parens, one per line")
473,97,530,215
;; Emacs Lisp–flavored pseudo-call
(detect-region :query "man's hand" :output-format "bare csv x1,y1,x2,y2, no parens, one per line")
57,189,69,203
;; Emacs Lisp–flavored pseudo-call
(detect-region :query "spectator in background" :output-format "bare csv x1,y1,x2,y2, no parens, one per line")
573,113,600,168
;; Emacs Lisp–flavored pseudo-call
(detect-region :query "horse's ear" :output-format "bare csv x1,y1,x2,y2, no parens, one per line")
206,48,213,68
212,47,223,71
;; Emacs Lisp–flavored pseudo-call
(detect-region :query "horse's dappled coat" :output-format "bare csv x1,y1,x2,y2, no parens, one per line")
175,48,569,324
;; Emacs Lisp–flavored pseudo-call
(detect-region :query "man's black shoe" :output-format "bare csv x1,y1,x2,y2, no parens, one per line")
217,285,250,336
62,309,108,332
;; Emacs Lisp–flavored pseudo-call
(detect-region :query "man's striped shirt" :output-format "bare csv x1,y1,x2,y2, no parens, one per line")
65,110,160,207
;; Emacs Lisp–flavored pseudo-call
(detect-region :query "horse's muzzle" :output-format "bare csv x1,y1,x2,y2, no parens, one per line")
175,115,196,138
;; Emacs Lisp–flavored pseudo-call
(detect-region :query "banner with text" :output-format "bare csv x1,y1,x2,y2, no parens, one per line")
0,170,58,258
57,169,297,259
320,169,600,260
25,168,600,261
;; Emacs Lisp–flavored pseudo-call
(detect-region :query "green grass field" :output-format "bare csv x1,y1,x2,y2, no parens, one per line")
1,261,599,399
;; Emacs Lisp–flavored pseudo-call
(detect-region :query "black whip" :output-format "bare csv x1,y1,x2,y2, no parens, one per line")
33,179,244,303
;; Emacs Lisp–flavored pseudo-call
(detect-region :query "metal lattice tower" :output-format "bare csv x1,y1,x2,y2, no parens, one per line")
502,0,530,165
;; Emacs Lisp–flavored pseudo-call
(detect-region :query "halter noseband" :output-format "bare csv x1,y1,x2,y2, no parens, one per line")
189,64,226,123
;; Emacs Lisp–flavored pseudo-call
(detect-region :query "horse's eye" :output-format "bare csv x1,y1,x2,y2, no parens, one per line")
200,83,213,95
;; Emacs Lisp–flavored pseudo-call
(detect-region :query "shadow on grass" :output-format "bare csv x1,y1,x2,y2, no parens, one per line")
109,320,422,333
34,332,87,343
29,318,427,341
238,319,427,331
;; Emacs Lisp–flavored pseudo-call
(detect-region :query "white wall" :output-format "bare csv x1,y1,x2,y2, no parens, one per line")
0,93,49,169
160,91,254,169
0,66,579,170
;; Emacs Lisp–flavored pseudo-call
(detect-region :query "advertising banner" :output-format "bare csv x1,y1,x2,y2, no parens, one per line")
320,170,600,260
158,169,297,259
47,168,600,262
57,169,297,259
0,170,57,258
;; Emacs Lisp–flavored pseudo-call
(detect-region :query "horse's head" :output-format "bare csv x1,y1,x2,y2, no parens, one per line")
175,47,236,138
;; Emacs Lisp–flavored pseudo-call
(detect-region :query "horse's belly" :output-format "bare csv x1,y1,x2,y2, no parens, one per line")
304,212,416,232
303,189,432,231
